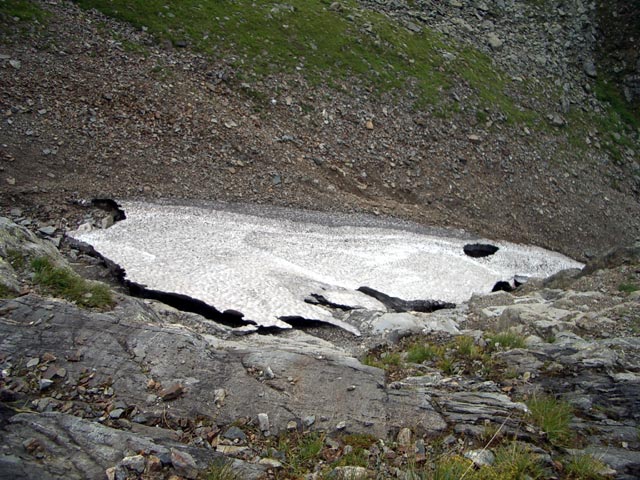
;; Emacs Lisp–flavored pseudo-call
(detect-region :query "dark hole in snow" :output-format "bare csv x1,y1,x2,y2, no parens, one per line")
491,281,514,293
463,243,499,258
91,198,126,222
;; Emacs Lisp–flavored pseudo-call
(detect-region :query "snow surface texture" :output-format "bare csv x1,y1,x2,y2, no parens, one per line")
72,201,583,332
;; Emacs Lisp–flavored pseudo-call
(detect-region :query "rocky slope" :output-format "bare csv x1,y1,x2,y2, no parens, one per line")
1,211,640,478
0,0,638,261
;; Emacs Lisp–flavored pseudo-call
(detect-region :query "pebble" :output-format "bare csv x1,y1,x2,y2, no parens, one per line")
487,33,503,50
26,358,40,368
213,388,226,406
170,448,198,479
9,59,21,69
38,226,56,236
258,413,270,433
259,458,283,468
464,448,495,467
39,379,54,391
120,454,145,473
159,383,184,401
396,427,412,447
222,425,247,442
109,408,125,419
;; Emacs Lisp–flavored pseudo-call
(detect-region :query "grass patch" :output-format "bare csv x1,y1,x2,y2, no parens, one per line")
0,0,49,22
564,453,609,480
526,394,574,447
363,351,402,370
273,431,326,476
413,442,546,480
595,77,640,130
72,0,538,121
203,458,241,480
618,283,639,294
406,342,443,364
486,331,527,351
454,335,483,360
31,257,114,309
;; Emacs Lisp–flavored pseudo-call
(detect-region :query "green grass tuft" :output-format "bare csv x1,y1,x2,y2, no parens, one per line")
31,257,114,309
203,459,241,480
564,453,609,480
363,351,402,370
406,342,442,364
618,283,639,294
526,394,574,447
486,331,527,351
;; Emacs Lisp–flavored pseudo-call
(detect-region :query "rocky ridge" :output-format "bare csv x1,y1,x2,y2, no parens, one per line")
1,212,640,478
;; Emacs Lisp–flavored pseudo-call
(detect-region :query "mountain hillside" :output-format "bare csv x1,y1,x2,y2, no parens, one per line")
0,0,638,259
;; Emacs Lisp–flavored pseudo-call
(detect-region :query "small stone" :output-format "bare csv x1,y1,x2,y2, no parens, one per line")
22,438,40,453
109,408,125,419
331,466,369,479
159,383,184,401
583,60,597,78
121,454,145,473
42,352,56,362
397,427,412,447
9,59,21,69
170,448,198,479
26,358,40,368
38,226,56,236
487,33,503,50
105,467,117,480
216,445,249,455
9,207,23,217
39,379,53,391
303,415,316,427
468,134,482,144
213,388,226,406
336,421,347,430
405,21,421,33
365,120,374,130
258,413,270,433
271,174,282,186
223,426,247,442
147,455,163,472
547,113,566,127
464,449,495,467
259,458,283,468
286,420,298,431
6,177,16,185
224,120,238,129
347,385,356,391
